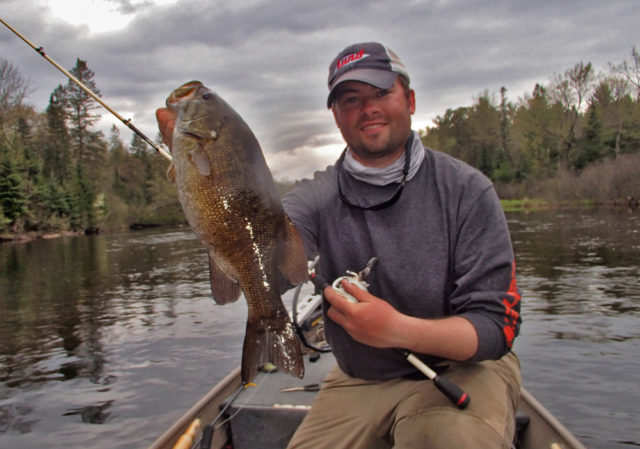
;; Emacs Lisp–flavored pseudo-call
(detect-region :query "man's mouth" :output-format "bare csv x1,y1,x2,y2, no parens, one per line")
361,122,385,132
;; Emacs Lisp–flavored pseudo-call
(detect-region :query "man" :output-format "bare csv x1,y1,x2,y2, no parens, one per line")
157,42,521,448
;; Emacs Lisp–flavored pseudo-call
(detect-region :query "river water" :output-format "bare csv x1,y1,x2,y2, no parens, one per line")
0,209,638,448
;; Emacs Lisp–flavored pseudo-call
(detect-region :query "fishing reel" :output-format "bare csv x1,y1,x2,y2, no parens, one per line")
331,257,378,304
331,273,369,303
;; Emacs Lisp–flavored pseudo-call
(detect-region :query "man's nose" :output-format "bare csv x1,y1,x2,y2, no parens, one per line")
361,94,381,113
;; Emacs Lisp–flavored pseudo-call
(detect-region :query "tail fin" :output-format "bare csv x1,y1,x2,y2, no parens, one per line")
241,315,305,383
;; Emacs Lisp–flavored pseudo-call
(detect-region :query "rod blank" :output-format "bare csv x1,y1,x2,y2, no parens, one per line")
1,18,172,162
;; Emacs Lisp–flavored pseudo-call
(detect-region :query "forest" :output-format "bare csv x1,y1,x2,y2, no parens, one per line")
420,47,640,204
1,58,189,239
1,47,639,239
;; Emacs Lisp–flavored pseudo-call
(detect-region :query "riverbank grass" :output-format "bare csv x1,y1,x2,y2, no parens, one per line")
500,198,550,212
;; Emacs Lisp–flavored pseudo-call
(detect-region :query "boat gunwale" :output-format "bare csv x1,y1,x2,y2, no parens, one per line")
518,387,588,449
147,366,242,449
148,368,588,449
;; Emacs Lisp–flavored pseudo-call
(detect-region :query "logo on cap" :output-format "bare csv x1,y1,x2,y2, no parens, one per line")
335,49,369,73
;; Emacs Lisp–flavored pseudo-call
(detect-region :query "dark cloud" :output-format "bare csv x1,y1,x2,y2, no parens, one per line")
1,0,637,179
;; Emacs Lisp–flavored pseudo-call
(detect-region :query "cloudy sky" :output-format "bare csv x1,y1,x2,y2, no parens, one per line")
1,0,638,180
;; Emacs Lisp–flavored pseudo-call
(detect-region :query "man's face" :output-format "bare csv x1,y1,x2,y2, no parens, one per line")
331,78,415,167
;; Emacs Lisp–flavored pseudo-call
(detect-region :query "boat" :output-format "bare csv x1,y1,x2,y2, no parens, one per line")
148,286,588,449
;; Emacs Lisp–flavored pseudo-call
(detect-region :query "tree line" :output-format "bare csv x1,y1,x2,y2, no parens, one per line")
0,58,184,238
1,48,639,238
420,46,640,203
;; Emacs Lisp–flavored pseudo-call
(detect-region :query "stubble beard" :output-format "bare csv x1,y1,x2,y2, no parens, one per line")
351,140,395,160
348,128,410,163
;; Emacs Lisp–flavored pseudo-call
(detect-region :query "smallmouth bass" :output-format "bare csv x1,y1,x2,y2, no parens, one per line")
165,81,308,382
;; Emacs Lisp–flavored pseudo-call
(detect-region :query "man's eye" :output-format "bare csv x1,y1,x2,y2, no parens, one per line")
377,90,389,97
340,95,360,106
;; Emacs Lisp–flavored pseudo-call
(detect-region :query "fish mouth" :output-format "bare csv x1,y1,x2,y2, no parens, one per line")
167,80,204,107
176,126,213,140
181,114,210,124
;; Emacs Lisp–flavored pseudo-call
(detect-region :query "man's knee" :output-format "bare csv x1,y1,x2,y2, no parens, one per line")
392,408,515,449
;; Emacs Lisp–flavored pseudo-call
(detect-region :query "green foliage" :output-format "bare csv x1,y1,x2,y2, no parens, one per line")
0,157,27,223
576,104,604,170
422,46,640,202
0,58,181,237
0,205,10,229
42,86,71,180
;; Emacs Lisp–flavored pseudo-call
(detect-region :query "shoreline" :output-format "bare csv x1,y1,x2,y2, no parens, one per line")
0,229,88,245
1,200,637,244
0,224,169,245
499,197,638,212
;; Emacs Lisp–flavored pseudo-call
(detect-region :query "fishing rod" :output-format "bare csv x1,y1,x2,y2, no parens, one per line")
0,18,172,162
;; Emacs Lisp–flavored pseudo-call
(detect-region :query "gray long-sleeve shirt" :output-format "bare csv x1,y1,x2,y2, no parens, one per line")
282,139,521,380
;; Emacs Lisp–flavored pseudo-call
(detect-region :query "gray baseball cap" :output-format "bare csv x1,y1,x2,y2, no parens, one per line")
327,42,410,108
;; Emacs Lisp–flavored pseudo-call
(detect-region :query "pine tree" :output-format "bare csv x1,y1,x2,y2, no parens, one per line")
0,157,27,227
58,59,108,230
60,59,107,191
575,104,604,170
64,59,101,164
43,86,71,180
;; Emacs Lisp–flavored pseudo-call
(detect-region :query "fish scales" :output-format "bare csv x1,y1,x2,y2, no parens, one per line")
166,81,308,382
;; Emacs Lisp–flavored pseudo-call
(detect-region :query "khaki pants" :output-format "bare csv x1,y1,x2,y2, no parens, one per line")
287,352,521,449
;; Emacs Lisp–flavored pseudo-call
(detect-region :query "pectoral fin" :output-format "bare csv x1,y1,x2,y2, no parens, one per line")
279,216,308,285
208,255,241,304
188,145,212,176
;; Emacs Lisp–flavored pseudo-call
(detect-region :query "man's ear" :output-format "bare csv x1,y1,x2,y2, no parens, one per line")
408,89,416,115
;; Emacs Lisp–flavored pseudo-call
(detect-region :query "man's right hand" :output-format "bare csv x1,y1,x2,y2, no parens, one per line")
156,108,176,149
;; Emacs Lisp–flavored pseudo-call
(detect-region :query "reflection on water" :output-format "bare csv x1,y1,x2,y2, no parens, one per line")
0,209,639,448
509,208,640,449
63,400,114,424
0,227,246,446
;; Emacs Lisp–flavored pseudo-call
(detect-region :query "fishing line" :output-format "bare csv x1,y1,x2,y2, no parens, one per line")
292,255,331,353
189,370,271,449
186,383,244,449
0,18,172,162
213,375,267,430
217,367,317,425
